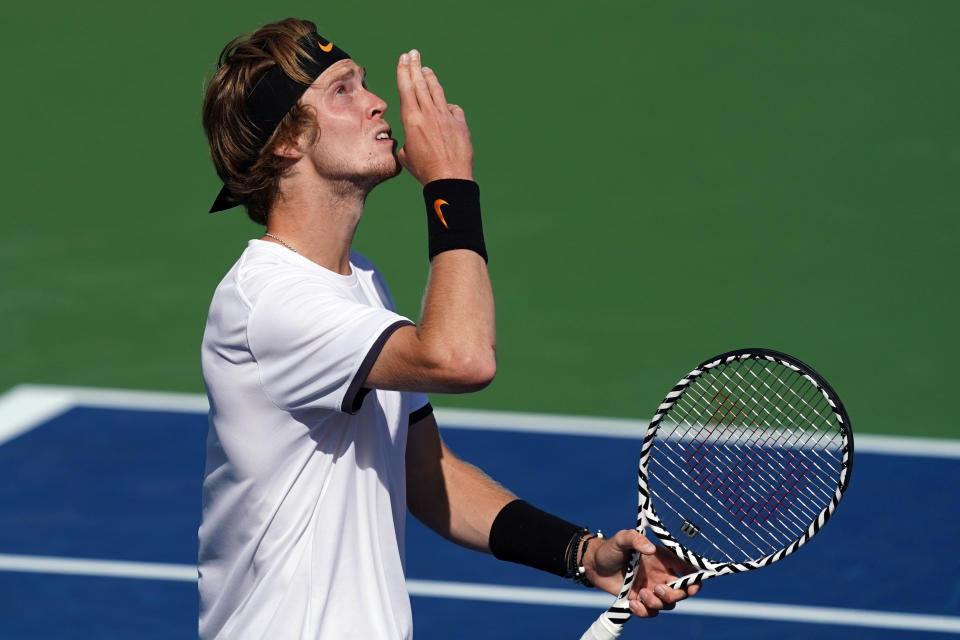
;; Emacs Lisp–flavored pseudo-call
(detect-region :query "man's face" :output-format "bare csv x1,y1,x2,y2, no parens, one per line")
297,59,400,188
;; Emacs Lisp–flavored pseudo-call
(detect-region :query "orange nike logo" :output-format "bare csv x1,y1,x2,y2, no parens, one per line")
433,199,449,228
318,41,334,53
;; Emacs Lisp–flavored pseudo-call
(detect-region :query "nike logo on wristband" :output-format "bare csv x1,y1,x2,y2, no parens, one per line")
318,41,334,52
433,199,449,228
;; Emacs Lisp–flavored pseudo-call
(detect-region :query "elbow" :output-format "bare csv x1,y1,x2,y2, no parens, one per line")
460,351,497,391
432,346,497,392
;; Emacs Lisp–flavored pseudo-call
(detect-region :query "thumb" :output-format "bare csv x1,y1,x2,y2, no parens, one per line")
610,529,656,555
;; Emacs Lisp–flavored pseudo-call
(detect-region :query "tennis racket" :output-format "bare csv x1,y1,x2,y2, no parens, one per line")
580,348,853,640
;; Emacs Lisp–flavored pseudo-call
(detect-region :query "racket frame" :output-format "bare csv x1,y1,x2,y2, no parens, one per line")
588,348,854,636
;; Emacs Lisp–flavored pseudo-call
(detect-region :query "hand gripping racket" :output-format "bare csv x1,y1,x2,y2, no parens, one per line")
580,349,853,639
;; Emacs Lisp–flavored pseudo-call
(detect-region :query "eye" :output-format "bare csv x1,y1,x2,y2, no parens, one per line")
335,85,346,95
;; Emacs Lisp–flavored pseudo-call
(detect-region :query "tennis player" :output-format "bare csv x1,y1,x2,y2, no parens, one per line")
198,18,699,639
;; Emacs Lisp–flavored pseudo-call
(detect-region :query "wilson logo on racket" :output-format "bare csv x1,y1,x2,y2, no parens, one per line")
433,199,450,228
680,519,700,538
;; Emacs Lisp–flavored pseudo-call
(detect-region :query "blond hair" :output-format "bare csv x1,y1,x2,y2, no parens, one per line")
202,18,320,225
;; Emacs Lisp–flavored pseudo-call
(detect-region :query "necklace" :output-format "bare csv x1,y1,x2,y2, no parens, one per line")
264,232,298,254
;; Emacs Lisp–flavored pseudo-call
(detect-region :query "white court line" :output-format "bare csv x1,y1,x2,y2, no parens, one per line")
1,384,959,458
0,553,195,582
0,386,77,447
0,553,956,634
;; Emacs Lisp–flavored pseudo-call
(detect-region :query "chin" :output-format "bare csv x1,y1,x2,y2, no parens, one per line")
342,163,397,193
368,158,403,186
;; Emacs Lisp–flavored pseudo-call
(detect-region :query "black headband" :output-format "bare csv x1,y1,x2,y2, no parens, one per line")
209,32,351,213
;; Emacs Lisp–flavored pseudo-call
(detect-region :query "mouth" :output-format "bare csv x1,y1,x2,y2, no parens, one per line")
375,129,393,142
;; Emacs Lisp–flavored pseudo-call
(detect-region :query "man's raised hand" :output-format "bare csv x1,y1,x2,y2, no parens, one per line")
396,49,474,185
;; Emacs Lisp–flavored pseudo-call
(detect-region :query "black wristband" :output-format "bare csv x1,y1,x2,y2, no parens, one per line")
423,179,487,262
488,499,583,577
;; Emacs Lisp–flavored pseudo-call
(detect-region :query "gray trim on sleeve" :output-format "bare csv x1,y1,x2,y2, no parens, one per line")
341,319,414,414
408,402,434,426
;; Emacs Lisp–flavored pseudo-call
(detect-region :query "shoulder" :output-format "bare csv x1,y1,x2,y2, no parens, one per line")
350,250,397,310
348,250,382,278
237,240,337,304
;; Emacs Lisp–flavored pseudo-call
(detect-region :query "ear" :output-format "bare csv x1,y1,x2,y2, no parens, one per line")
272,137,304,161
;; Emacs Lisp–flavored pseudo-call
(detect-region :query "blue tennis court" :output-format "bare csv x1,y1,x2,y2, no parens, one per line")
1,386,958,638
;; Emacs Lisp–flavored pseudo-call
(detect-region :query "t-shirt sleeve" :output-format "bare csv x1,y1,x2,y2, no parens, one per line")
247,278,412,414
407,394,432,425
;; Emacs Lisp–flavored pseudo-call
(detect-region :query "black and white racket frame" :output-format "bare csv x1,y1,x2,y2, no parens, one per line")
585,348,854,638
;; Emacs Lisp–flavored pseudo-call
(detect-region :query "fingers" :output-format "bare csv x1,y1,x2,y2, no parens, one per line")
588,530,655,586
631,583,691,618
421,66,448,109
397,52,415,117
631,590,661,618
394,47,474,183
448,104,466,123
608,529,700,620
396,49,433,116
398,50,453,112
406,50,435,111
632,587,671,617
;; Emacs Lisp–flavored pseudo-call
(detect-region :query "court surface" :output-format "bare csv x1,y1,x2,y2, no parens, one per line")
1,385,959,639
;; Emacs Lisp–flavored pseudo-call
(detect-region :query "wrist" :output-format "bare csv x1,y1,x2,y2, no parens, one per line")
422,170,473,183
423,179,487,262
572,531,604,588
488,499,582,577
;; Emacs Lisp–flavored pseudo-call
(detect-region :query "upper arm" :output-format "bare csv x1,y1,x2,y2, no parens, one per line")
363,249,496,394
364,324,496,394
247,280,411,413
405,409,515,551
405,411,446,520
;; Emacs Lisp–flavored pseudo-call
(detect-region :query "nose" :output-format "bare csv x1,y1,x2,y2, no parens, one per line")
367,89,387,118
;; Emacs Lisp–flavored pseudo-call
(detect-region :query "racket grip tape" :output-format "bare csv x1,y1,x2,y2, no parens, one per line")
579,615,624,640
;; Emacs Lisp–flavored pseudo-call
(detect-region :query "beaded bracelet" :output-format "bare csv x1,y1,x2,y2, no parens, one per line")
572,531,604,588
563,527,590,579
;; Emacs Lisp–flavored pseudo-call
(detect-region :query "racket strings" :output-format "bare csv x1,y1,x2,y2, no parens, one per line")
738,365,844,503
648,446,769,556
651,449,780,559
648,356,844,563
707,359,841,478
651,435,809,559
714,364,842,492
727,363,842,465
657,427,819,539
654,395,819,552
689,359,838,511
674,372,829,524
694,361,840,513
652,405,821,559
689,365,837,525
659,384,819,535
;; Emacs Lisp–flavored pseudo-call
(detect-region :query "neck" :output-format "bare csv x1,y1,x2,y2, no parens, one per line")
265,177,369,275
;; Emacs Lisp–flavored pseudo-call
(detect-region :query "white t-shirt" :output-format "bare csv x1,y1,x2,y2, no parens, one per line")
199,240,429,639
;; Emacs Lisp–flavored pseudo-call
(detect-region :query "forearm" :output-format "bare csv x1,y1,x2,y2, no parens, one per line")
409,439,514,552
366,51,496,393
406,416,590,579
416,247,496,383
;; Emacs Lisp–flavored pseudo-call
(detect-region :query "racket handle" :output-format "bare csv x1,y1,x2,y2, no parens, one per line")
579,614,624,640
